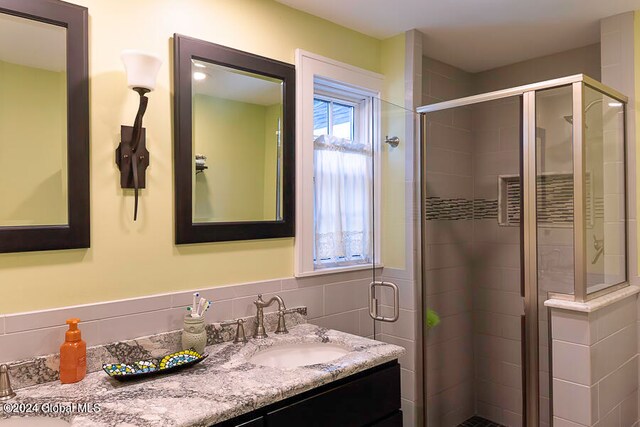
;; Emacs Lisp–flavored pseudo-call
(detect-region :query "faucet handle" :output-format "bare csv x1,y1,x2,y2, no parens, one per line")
0,364,16,401
275,308,292,335
220,318,248,344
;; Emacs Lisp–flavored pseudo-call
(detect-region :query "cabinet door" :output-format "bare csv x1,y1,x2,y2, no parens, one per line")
266,363,400,427
371,411,403,427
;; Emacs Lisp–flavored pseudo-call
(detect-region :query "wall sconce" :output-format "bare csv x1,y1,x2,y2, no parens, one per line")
117,50,162,221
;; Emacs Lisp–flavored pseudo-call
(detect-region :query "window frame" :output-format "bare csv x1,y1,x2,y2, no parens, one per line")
295,49,383,277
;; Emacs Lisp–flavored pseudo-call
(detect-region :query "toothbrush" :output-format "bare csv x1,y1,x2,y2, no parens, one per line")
197,297,207,316
192,292,200,314
200,300,211,317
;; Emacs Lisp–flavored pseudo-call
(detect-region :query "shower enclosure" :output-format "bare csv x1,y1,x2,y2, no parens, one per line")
418,75,628,426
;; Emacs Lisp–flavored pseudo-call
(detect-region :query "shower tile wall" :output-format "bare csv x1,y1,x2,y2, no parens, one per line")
423,45,603,427
423,56,476,426
470,98,524,426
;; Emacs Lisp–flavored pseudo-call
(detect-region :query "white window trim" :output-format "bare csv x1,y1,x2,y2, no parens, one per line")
295,49,384,277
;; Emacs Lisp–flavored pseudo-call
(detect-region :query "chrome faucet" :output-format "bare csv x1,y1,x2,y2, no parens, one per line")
253,294,290,339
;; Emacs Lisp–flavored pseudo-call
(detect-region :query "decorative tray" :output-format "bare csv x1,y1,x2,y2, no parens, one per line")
102,349,208,381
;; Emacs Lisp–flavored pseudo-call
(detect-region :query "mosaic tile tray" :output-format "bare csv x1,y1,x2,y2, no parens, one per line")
102,349,207,381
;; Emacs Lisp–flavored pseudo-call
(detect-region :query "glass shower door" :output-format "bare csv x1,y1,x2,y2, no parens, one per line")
369,97,415,338
422,95,525,427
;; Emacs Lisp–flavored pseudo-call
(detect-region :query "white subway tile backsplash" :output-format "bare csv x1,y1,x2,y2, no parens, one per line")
280,286,324,319
5,294,173,334
358,309,374,337
310,310,360,336
231,292,278,318
324,279,369,316
170,286,235,307
231,279,282,298
97,309,176,346
0,322,98,363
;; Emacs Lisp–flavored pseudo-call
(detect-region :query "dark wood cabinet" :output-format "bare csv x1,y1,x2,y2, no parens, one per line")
213,361,401,427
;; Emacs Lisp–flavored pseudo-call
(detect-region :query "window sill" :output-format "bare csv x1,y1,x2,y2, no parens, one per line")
295,262,383,278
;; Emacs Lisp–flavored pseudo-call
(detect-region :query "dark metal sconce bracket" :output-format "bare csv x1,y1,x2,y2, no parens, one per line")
116,126,149,189
116,87,151,221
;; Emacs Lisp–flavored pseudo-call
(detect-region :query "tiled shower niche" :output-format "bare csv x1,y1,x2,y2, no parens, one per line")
497,173,597,227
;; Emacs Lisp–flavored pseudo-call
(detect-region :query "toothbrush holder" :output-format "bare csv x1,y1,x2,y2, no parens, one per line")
182,315,207,354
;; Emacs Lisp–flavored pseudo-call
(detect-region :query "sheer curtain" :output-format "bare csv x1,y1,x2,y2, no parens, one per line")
313,134,372,267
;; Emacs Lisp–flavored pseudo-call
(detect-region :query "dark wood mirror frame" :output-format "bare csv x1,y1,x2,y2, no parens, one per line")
0,0,89,253
173,34,295,244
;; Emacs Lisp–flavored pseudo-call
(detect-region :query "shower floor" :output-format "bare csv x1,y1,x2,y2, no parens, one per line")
458,416,505,427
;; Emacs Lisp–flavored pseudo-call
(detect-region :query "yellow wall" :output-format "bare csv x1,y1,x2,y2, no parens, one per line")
0,0,398,314
380,34,408,269
0,61,67,226
193,95,272,222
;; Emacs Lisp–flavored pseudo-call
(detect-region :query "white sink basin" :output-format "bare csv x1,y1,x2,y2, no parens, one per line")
249,342,350,368
0,417,70,426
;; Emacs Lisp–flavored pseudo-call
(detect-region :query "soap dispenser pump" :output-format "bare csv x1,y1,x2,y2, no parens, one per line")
59,318,86,384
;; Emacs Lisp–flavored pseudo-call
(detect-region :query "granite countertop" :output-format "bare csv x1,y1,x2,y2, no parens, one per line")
1,324,405,426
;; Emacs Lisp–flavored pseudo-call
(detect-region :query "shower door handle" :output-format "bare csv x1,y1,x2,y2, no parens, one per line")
369,281,399,322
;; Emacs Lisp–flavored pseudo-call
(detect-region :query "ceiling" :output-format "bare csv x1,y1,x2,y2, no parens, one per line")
276,0,640,72
193,61,282,105
0,12,66,72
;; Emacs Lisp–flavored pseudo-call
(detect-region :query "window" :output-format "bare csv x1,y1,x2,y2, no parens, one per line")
313,92,370,268
313,98,355,140
295,50,382,277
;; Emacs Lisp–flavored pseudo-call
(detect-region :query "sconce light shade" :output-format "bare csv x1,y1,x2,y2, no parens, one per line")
121,50,162,91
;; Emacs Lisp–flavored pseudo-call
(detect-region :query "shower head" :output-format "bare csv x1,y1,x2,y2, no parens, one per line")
563,99,603,126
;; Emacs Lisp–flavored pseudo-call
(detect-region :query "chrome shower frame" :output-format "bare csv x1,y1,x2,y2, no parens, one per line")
418,74,628,426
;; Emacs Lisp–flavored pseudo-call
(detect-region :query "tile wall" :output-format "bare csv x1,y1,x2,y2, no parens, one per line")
599,11,640,427
0,269,378,364
422,54,476,426
470,97,525,426
550,295,639,426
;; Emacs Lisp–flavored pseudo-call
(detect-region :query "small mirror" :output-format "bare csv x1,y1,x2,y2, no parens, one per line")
0,13,68,227
192,61,284,223
174,34,294,244
0,0,89,253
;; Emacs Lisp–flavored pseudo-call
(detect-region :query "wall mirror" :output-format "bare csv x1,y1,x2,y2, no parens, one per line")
174,34,294,244
0,0,89,253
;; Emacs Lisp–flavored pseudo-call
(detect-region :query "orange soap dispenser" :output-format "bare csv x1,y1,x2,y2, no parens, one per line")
59,318,86,384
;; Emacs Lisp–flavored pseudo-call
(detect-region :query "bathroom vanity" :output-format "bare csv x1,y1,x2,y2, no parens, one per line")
214,361,401,427
1,324,405,427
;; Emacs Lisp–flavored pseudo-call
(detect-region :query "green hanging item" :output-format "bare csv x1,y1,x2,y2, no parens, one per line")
426,309,440,329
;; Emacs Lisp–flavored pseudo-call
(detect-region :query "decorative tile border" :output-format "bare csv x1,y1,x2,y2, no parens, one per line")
425,196,497,221
427,173,604,227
